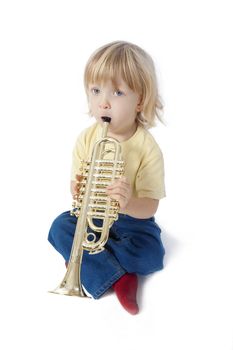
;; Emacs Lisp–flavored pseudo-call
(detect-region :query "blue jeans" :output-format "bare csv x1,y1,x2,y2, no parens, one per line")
48,211,165,299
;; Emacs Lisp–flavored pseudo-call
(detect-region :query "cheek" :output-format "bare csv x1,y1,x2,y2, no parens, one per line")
88,98,97,111
114,101,130,114
120,103,137,118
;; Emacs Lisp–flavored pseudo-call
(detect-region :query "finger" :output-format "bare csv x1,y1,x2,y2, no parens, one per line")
106,183,127,194
106,187,129,199
108,193,128,203
76,174,84,182
109,194,128,210
75,183,81,191
107,176,129,186
107,179,130,191
119,176,130,185
106,187,130,200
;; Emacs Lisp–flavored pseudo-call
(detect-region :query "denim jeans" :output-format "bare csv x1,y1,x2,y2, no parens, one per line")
48,211,165,299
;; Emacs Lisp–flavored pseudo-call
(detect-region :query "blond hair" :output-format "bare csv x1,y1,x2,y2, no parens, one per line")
84,41,164,128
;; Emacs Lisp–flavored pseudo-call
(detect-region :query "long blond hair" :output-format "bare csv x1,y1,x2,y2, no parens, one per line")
84,41,164,128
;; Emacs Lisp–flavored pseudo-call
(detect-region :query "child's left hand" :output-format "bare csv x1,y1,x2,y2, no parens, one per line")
106,176,132,210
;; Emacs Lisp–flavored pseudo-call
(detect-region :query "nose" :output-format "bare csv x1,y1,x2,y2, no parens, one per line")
99,95,111,109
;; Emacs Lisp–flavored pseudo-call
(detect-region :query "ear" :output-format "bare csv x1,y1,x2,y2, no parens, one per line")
136,96,143,112
136,102,143,112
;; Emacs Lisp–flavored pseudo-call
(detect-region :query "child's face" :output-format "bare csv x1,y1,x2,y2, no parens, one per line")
87,78,141,137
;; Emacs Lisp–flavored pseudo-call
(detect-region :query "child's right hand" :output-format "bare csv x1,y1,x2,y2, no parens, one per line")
70,174,84,199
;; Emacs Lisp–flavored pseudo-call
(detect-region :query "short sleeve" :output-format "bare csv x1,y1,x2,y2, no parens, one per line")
135,146,166,200
70,130,87,181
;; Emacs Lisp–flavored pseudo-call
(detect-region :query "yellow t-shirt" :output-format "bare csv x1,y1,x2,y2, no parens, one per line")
71,122,166,202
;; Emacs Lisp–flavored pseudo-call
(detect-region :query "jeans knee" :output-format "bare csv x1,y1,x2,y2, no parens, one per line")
48,213,67,247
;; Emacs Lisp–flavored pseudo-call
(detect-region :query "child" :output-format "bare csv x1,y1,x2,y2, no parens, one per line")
48,41,166,315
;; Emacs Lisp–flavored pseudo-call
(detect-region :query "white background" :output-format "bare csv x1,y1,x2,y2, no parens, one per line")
0,0,232,349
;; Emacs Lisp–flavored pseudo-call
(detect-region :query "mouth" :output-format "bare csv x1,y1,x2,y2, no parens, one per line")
101,116,112,123
100,114,111,118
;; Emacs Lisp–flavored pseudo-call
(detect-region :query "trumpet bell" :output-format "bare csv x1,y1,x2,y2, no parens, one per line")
49,261,86,297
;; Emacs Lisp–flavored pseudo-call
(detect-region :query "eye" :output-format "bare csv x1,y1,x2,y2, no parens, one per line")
113,90,124,96
91,87,100,95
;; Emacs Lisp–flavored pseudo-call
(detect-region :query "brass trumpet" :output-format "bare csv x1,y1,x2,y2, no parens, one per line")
50,117,124,297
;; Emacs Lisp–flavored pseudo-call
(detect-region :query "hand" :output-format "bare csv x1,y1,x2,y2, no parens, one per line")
72,174,84,199
106,176,132,210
